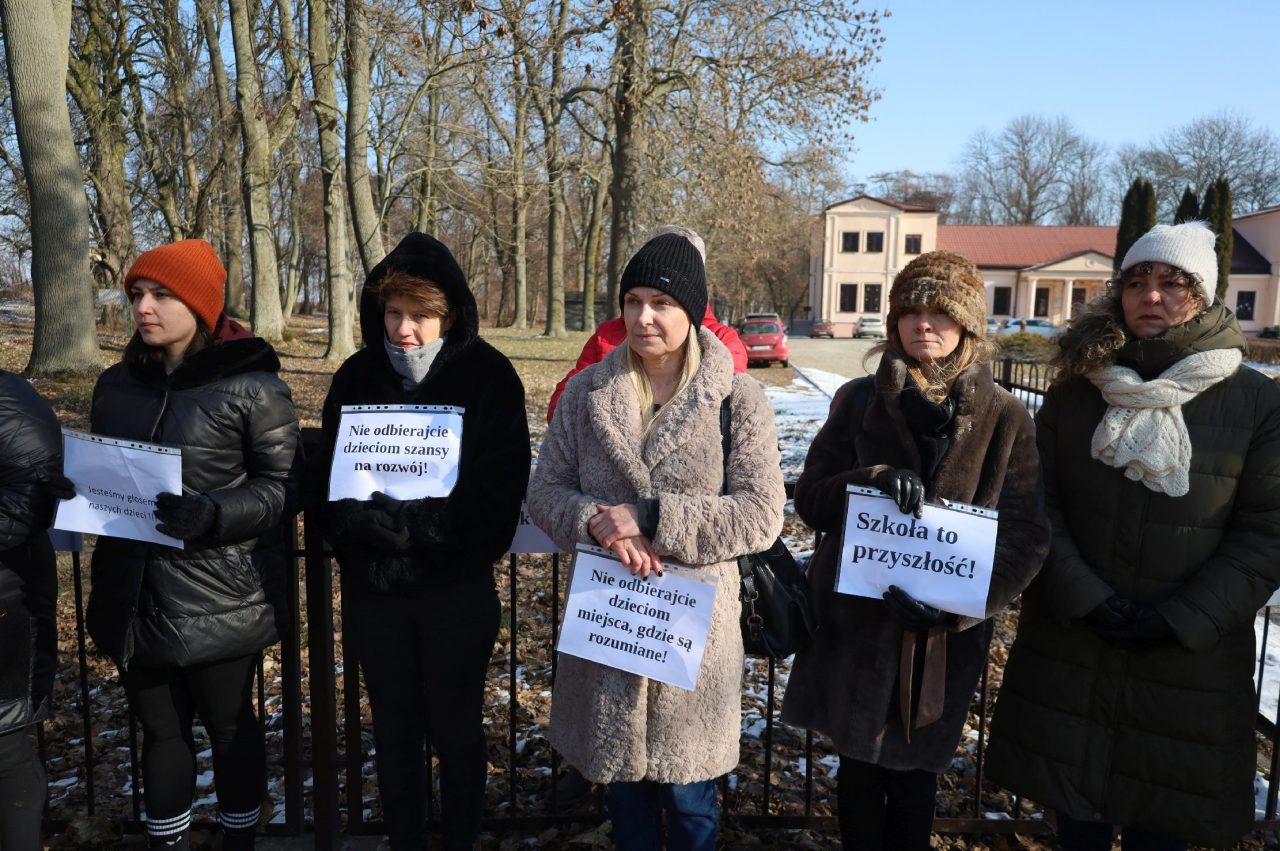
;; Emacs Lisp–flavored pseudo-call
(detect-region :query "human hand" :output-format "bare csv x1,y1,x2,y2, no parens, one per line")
345,509,412,555
370,491,407,521
155,492,217,541
1085,596,1174,647
44,472,77,501
871,468,925,518
609,535,663,579
589,503,642,549
882,585,951,632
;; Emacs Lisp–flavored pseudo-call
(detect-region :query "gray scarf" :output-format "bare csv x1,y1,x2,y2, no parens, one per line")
384,335,446,392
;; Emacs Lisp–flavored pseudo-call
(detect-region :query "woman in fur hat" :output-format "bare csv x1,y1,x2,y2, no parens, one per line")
86,239,301,850
527,233,785,851
782,250,1050,850
316,233,530,851
985,222,1280,849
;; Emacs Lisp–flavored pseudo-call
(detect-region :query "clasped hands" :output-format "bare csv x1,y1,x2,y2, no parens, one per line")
588,503,662,578
1084,595,1175,648
333,492,418,555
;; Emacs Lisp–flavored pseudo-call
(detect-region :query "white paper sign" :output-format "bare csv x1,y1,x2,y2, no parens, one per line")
54,430,183,548
328,405,464,501
836,485,998,619
557,546,718,691
507,500,562,554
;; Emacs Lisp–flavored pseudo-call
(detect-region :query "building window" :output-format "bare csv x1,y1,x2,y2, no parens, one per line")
866,232,884,253
841,232,859,253
839,283,858,313
1237,290,1256,322
992,287,1011,315
864,284,882,313
904,234,922,255
1034,287,1050,317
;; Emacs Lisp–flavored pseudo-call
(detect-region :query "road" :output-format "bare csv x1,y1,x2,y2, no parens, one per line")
784,335,881,381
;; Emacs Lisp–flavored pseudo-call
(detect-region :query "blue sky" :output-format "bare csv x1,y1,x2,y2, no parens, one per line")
845,0,1280,180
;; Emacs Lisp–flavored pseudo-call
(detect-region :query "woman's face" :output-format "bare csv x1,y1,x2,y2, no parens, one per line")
384,294,450,349
131,279,198,354
1121,262,1201,339
897,308,962,364
623,287,692,362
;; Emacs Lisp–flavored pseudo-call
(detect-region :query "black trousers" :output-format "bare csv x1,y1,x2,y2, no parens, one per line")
837,755,937,851
0,727,45,849
120,654,264,839
347,579,501,851
1056,811,1189,851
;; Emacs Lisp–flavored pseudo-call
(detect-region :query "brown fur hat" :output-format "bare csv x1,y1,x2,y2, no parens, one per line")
887,251,986,338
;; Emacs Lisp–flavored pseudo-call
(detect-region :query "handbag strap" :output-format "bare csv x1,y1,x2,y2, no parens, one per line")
718,396,732,496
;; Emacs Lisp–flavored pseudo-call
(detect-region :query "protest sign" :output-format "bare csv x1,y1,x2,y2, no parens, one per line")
557,546,717,691
54,430,183,548
507,499,562,554
328,405,464,501
836,485,998,619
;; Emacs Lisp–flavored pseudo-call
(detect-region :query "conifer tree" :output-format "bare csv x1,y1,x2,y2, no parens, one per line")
1114,178,1156,274
1174,186,1200,224
1202,178,1233,303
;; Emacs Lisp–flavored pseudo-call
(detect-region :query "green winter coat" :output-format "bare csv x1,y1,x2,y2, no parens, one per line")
986,306,1280,847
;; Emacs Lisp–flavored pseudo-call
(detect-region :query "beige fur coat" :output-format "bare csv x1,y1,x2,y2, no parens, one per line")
528,327,785,785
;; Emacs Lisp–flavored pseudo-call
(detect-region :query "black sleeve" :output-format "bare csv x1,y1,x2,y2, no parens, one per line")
0,373,65,550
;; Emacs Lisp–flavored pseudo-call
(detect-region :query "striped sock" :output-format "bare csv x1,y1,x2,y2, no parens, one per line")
219,804,261,832
144,810,190,847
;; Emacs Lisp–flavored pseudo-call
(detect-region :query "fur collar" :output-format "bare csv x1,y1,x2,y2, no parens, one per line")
585,327,733,495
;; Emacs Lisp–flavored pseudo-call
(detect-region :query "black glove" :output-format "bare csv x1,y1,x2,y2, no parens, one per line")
155,492,217,541
43,472,77,501
344,509,412,555
371,491,450,546
1084,596,1175,647
883,585,951,632
871,468,926,518
370,491,408,521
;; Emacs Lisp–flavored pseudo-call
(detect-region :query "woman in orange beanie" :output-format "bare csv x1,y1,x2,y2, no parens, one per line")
82,239,300,850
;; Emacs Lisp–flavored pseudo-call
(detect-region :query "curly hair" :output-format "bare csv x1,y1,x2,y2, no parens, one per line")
1050,262,1209,380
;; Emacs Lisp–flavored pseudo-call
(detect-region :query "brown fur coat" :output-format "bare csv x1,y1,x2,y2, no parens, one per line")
782,353,1049,772
528,327,785,784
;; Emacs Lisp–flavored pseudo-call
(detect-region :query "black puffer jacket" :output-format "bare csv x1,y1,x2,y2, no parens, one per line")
317,232,530,594
86,319,300,670
0,372,63,734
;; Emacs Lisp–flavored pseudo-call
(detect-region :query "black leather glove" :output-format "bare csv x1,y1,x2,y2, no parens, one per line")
43,472,77,501
1085,596,1175,647
871,468,926,518
155,492,217,541
344,509,412,555
883,585,951,632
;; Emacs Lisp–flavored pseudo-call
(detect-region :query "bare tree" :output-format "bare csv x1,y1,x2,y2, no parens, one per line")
954,115,1107,225
3,0,100,373
1116,111,1280,219
867,170,956,220
343,0,383,277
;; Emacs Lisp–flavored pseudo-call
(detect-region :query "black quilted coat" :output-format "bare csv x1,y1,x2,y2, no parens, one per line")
86,319,300,670
317,232,530,594
0,372,64,734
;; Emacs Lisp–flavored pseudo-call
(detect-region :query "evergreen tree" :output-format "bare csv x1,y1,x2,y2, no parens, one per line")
1174,186,1200,223
1204,178,1233,304
1114,177,1156,274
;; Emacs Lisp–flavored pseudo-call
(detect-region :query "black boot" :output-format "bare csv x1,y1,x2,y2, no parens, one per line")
220,828,256,850
148,829,190,851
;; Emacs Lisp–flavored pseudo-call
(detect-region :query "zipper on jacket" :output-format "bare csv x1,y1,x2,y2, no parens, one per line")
148,390,170,443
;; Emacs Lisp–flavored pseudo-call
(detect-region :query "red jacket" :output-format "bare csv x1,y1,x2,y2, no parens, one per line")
546,305,748,422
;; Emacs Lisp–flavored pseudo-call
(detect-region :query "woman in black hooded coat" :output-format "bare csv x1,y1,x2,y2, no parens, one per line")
0,372,72,849
316,232,530,851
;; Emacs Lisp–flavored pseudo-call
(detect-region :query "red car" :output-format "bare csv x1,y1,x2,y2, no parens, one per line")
810,318,834,338
740,320,790,367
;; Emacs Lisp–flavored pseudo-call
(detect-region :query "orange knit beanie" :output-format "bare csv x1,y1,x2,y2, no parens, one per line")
123,239,226,330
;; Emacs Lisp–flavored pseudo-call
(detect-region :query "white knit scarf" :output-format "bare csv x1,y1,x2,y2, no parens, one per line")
1087,348,1241,496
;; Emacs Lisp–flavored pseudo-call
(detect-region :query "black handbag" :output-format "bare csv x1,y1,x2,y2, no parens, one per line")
719,398,816,659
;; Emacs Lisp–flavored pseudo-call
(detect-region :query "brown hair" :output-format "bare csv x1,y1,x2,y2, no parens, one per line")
123,317,215,370
1050,263,1210,380
377,269,455,324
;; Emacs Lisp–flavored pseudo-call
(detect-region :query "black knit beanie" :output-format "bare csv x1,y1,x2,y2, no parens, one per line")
618,234,708,323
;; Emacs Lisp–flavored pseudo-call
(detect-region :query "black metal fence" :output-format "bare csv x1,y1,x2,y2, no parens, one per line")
36,380,1280,844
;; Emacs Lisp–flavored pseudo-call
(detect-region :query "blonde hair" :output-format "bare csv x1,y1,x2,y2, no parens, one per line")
628,330,703,441
868,324,996,403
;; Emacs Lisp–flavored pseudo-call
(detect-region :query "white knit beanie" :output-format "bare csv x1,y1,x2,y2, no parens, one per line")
1120,221,1218,304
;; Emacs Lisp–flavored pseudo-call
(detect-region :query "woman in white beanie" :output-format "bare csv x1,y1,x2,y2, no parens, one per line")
986,221,1280,849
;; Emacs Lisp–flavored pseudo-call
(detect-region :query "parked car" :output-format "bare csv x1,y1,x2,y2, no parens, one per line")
739,312,782,331
810,318,834,338
998,317,1062,338
855,316,886,338
740,320,789,367
987,316,1003,336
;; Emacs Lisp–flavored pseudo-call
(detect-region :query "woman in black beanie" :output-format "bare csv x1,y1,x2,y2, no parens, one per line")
316,233,530,851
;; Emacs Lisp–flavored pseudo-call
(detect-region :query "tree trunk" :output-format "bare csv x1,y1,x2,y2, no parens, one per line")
510,66,529,329
582,168,609,330
3,0,100,373
605,0,650,315
308,0,355,360
344,0,384,277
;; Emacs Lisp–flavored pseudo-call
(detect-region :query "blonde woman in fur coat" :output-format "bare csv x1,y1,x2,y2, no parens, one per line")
528,233,785,851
